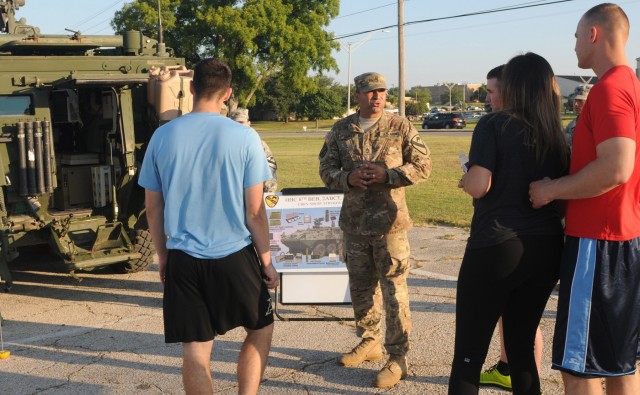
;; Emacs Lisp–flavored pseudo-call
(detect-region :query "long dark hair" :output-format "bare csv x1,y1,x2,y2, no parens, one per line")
500,52,567,167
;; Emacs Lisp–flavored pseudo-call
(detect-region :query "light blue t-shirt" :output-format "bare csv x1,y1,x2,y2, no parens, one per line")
138,112,271,259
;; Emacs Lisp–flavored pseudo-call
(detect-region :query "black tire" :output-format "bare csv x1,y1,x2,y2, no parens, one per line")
422,123,429,130
312,243,326,257
113,229,155,273
444,123,452,129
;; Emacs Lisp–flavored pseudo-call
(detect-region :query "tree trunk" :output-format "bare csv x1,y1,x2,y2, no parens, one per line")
243,64,279,106
227,95,238,115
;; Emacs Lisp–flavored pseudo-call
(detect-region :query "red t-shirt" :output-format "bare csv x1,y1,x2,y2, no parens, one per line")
565,66,640,240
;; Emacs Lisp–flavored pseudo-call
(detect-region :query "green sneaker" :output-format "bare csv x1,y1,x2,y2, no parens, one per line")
479,362,512,390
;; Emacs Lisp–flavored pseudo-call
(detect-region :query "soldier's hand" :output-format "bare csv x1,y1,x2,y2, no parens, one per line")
360,162,387,184
360,162,387,185
348,168,370,189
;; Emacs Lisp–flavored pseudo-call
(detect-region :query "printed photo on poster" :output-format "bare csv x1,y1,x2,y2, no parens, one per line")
264,193,345,270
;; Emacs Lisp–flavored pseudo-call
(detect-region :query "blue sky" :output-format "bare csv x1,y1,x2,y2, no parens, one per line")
20,0,640,87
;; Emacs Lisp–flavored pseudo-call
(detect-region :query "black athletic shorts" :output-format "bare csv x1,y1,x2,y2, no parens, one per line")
163,246,274,343
552,236,640,378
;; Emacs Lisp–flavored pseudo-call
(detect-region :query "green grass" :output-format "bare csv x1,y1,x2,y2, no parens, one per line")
252,120,336,132
259,114,579,227
407,135,472,227
261,133,473,228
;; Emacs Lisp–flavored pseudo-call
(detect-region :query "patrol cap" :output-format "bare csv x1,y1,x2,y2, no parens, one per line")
574,84,592,100
354,72,387,93
230,108,249,122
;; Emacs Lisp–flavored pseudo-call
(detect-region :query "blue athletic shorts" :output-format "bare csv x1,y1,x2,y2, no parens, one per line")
163,246,274,343
552,236,640,378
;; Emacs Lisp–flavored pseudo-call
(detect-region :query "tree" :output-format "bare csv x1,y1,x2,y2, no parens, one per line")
386,86,398,107
297,76,343,128
405,86,432,116
469,84,487,103
439,89,463,108
112,0,340,110
405,101,429,116
251,73,300,122
329,83,349,112
407,86,432,104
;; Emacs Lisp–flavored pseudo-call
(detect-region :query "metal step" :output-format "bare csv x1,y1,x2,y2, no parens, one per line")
49,221,140,270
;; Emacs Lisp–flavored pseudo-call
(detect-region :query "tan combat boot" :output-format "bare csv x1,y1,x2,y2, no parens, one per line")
373,356,408,388
338,338,383,367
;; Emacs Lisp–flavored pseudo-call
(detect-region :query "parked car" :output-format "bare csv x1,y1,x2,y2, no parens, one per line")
422,112,466,129
466,112,483,119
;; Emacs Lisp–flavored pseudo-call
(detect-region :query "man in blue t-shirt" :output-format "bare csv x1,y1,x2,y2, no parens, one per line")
139,58,278,395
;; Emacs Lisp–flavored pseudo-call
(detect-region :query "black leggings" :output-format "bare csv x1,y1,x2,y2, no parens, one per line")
448,235,563,395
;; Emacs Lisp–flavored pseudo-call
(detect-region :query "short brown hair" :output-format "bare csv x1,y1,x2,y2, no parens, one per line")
486,65,504,82
192,58,232,101
583,3,629,36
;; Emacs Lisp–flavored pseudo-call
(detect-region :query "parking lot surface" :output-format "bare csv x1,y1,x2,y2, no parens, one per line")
0,225,566,394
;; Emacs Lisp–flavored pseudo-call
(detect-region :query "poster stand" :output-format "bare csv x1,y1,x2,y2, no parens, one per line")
265,188,354,322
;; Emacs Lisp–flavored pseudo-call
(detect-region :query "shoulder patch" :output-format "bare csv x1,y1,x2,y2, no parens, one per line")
410,135,428,155
319,143,328,159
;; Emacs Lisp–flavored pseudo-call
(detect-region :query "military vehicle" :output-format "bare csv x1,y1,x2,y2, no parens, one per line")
0,0,188,290
280,221,343,259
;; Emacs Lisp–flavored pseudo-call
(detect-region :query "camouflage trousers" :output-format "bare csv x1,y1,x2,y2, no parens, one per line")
343,231,411,357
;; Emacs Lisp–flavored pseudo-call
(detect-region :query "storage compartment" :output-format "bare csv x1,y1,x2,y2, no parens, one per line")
53,165,93,210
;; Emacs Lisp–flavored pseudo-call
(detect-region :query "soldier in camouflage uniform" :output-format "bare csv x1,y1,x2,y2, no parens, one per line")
318,72,432,388
565,84,592,151
230,108,278,192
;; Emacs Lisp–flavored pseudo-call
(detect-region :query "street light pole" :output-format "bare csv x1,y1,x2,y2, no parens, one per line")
398,0,405,117
444,82,456,111
345,30,390,116
347,42,353,116
460,82,467,109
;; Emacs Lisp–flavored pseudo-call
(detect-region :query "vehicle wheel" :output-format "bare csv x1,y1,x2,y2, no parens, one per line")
312,243,326,257
445,123,452,129
422,124,428,130
113,229,155,273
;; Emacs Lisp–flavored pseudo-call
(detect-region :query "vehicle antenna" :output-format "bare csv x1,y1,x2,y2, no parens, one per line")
157,0,163,44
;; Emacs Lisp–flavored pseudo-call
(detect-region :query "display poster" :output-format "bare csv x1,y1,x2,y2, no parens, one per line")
264,193,345,270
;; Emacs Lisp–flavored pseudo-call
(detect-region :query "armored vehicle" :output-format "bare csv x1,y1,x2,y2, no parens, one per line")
0,1,188,290
280,223,343,258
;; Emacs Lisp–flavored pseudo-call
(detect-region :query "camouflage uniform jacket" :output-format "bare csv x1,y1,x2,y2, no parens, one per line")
319,111,432,236
261,139,278,192
565,117,578,151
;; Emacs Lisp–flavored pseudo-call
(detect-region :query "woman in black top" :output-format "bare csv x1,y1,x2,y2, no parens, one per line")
448,52,569,395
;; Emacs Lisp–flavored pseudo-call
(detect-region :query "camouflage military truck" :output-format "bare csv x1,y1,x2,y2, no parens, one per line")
0,1,188,290
280,220,343,259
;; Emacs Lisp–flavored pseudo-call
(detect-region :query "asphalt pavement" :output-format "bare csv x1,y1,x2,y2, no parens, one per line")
0,225,567,394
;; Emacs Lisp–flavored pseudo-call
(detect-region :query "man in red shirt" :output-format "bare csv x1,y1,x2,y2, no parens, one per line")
529,4,640,395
